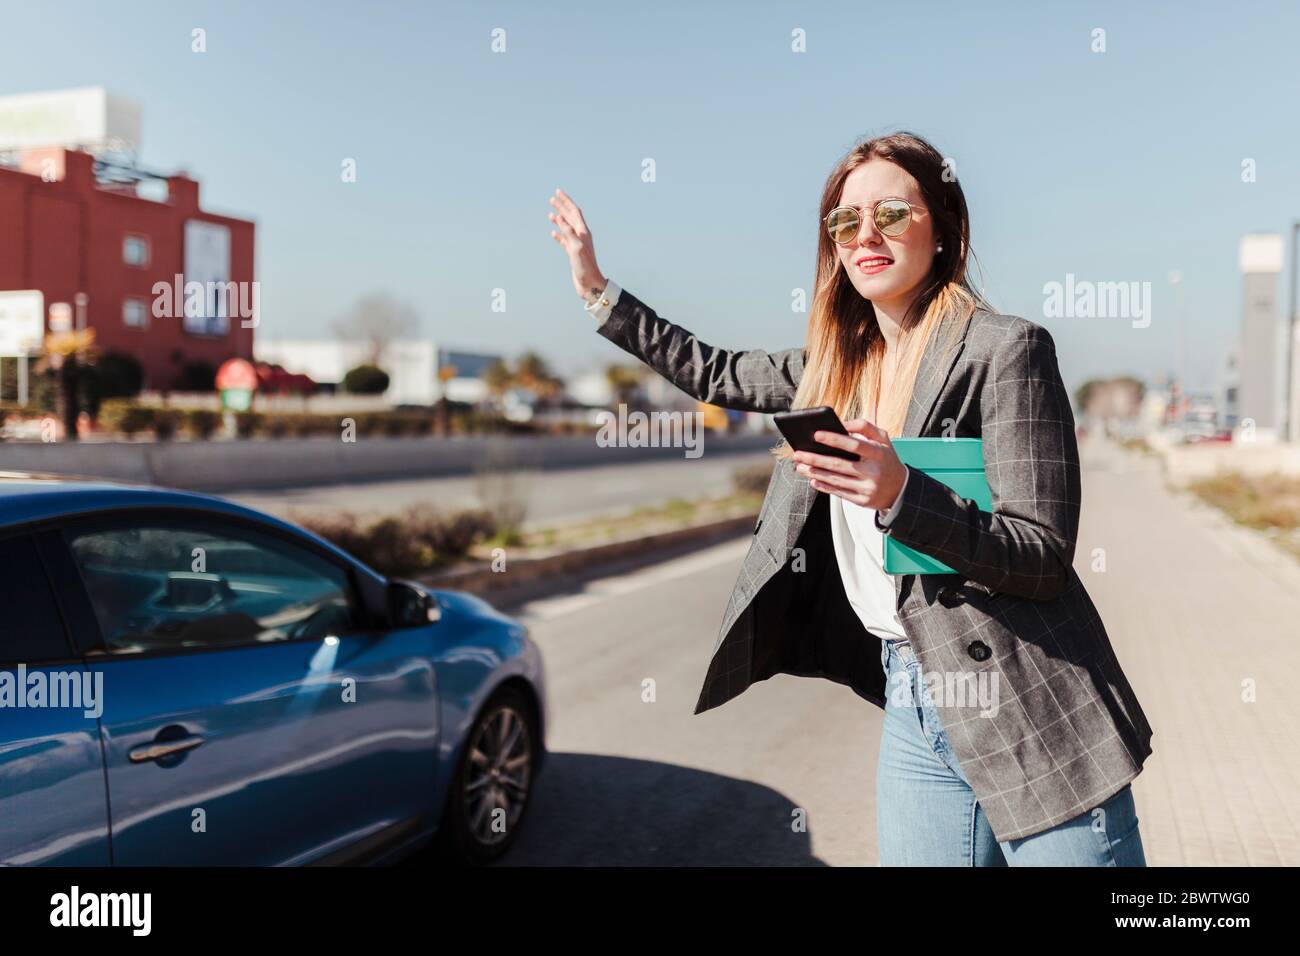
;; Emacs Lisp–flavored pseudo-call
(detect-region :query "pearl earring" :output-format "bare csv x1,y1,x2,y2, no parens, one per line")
935,243,944,254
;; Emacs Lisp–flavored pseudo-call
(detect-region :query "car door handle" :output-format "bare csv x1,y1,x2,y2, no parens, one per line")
129,735,205,763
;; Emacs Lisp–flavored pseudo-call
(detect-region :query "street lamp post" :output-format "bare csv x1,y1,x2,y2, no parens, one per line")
1286,221,1300,443
1169,270,1185,427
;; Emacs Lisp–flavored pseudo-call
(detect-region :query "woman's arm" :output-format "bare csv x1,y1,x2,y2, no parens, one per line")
879,321,1081,600
547,188,802,413
594,282,803,413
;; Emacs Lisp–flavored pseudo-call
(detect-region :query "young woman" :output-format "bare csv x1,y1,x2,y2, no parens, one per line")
548,132,1153,866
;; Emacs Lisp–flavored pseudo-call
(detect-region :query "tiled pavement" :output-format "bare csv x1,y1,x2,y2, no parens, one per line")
1076,435,1300,866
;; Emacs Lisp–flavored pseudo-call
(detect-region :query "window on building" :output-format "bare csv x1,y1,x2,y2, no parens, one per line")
123,234,150,267
123,297,148,329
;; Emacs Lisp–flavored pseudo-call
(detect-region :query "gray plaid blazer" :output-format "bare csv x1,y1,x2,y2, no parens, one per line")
595,286,1154,842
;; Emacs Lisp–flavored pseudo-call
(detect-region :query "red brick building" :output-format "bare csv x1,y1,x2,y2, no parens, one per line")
0,147,255,390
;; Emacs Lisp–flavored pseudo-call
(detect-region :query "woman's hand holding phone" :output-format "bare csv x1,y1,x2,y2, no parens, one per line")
548,188,609,304
793,418,908,511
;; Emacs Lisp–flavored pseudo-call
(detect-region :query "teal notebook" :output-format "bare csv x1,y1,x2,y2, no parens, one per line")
883,437,991,575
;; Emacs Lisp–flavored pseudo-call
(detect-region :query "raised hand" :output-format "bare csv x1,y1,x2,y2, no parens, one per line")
548,188,608,303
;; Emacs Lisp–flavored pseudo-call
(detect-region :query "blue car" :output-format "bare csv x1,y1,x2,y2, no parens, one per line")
0,473,547,866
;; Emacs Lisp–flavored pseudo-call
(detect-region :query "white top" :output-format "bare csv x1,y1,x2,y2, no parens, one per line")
586,278,910,642
827,489,909,643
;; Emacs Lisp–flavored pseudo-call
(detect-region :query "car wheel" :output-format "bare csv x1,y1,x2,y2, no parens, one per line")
434,686,537,865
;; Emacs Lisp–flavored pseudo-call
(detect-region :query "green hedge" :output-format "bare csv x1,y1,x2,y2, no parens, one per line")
94,402,448,439
86,400,595,439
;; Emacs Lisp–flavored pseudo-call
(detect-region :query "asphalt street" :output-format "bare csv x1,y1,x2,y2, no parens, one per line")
501,536,881,866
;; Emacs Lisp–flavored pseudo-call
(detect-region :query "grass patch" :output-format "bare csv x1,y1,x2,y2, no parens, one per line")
1120,437,1153,456
506,491,762,554
1187,471,1300,560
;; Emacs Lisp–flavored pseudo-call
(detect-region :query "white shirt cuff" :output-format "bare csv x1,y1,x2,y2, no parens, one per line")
583,279,622,322
876,466,910,528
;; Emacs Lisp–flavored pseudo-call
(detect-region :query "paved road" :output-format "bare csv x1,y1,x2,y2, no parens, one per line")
495,435,1300,866
228,451,774,529
503,535,877,866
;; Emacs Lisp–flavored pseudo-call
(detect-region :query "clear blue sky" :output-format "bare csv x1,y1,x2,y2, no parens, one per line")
4,0,1298,395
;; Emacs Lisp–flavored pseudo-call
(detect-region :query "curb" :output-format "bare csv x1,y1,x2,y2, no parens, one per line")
418,512,757,600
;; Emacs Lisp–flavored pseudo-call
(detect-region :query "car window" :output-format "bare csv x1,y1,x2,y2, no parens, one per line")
0,535,74,664
64,521,361,654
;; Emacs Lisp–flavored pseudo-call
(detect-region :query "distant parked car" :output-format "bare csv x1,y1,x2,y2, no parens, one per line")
1178,421,1230,444
0,472,547,866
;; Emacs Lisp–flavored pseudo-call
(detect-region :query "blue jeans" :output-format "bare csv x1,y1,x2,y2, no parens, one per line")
875,638,1147,866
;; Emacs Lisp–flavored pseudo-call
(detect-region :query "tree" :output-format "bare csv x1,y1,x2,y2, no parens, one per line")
514,351,563,399
176,360,217,392
332,294,419,365
1074,379,1101,415
483,359,513,396
40,329,96,441
81,348,143,416
1077,376,1146,424
605,363,642,405
90,351,145,401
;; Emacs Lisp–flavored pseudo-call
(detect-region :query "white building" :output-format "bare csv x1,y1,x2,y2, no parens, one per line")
254,339,500,407
1237,234,1286,441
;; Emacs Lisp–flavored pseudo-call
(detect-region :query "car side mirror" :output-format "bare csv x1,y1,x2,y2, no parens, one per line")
387,580,442,628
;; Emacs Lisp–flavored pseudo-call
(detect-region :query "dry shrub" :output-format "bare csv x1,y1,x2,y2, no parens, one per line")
473,441,528,544
296,505,497,576
732,460,775,496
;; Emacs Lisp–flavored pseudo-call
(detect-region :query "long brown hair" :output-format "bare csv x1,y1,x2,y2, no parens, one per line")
774,132,989,458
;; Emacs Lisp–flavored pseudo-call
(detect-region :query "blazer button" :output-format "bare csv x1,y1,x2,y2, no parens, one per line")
937,585,962,608
967,641,991,662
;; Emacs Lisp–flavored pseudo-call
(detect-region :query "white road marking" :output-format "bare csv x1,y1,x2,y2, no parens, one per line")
514,536,752,623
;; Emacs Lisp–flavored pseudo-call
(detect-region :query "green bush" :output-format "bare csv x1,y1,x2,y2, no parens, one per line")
175,361,216,392
93,401,460,440
0,362,58,412
342,364,390,395
185,409,221,439
234,411,262,438
91,352,145,400
264,414,291,439
153,410,179,441
98,399,155,436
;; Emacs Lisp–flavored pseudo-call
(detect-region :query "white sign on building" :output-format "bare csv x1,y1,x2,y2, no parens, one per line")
182,219,232,336
0,290,45,356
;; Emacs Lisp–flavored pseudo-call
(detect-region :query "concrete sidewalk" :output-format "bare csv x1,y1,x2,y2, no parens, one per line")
1078,435,1300,866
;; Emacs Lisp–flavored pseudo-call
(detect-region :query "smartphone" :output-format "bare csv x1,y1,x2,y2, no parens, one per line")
773,406,860,461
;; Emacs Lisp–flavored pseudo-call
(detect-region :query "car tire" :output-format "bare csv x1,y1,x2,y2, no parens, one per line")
433,685,538,865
